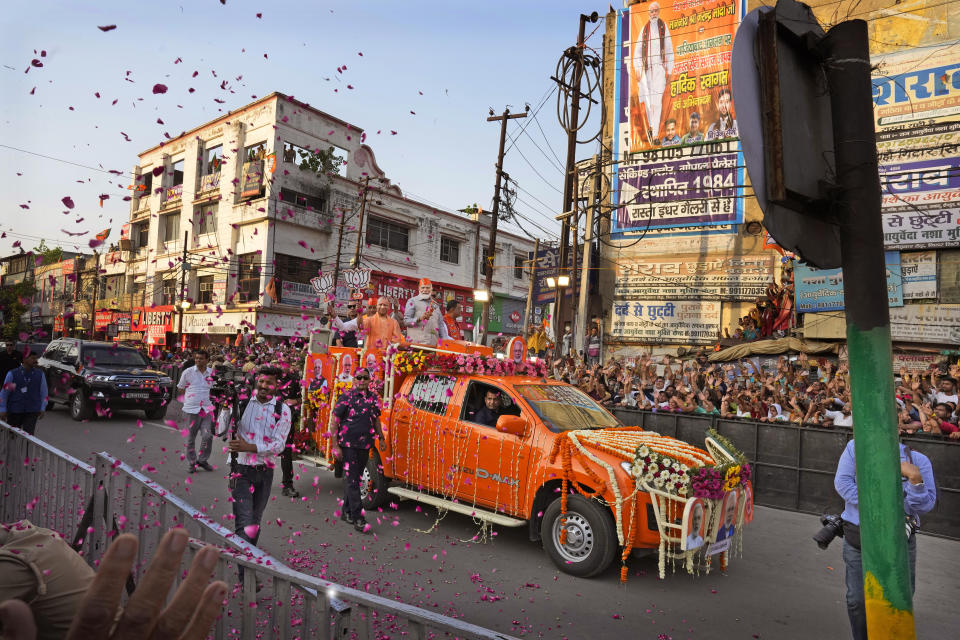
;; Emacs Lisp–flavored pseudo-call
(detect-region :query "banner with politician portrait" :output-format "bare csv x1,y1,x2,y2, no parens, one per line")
615,0,743,153
611,0,745,237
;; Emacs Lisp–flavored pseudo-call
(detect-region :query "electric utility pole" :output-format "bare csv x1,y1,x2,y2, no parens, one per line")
351,176,371,267
176,231,188,350
479,106,527,345
555,11,599,344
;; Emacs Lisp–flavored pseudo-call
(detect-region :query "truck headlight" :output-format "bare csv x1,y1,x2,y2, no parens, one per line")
84,373,112,383
620,461,634,475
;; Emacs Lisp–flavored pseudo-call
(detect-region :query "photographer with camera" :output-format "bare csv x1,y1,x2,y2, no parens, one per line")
830,422,937,640
215,367,292,551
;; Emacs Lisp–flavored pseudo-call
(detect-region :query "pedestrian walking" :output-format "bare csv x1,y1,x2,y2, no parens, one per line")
0,341,24,386
177,349,215,473
0,351,48,435
330,368,383,533
218,367,292,550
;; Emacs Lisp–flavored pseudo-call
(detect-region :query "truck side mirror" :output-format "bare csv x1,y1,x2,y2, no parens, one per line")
496,415,527,437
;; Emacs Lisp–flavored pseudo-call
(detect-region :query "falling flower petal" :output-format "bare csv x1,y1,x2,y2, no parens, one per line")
98,25,117,31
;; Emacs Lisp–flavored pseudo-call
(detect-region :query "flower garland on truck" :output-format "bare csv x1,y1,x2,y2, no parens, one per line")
393,350,549,378
550,426,751,581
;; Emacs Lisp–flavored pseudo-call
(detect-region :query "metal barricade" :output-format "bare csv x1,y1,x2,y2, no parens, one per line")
1,421,517,640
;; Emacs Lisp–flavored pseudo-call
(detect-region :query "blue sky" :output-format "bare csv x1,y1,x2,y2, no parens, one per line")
0,0,608,257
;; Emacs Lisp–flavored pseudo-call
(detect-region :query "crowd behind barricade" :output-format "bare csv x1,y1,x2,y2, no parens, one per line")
545,351,960,439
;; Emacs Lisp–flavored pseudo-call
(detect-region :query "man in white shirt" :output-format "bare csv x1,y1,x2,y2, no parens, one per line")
934,377,958,406
824,401,854,427
220,367,292,549
177,350,215,474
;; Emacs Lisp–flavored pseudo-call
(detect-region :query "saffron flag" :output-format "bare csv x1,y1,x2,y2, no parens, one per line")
96,228,111,242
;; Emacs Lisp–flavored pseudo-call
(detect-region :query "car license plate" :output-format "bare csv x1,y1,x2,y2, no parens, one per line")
126,393,149,399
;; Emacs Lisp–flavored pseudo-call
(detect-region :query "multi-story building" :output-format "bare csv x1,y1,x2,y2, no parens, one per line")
120,92,534,347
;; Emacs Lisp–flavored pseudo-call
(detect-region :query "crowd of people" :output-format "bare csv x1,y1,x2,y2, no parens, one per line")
546,351,960,438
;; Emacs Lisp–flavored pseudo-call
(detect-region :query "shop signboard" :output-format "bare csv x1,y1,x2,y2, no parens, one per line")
256,312,327,337
281,280,322,309
873,42,960,250
182,311,255,335
610,299,721,344
900,251,937,300
889,304,960,344
614,253,774,300
794,252,903,313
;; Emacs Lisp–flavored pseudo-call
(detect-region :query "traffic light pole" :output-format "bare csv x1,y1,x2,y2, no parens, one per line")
823,20,915,638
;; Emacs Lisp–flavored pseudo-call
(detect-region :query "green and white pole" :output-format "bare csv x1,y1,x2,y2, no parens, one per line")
823,20,916,638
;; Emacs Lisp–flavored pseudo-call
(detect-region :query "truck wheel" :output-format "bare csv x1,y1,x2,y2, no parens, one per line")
70,390,91,421
144,405,168,420
541,494,617,578
360,450,390,511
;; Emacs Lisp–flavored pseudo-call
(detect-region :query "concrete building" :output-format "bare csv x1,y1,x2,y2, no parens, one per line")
121,92,534,347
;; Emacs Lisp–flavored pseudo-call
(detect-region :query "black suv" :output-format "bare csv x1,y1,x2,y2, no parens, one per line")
39,338,174,421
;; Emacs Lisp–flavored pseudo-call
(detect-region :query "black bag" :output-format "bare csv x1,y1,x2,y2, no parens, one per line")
842,520,861,550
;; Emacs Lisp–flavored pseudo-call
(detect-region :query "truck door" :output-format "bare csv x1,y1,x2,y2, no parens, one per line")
390,373,456,489
447,381,531,515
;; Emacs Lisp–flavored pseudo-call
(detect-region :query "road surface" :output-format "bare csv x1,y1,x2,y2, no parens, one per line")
22,404,958,639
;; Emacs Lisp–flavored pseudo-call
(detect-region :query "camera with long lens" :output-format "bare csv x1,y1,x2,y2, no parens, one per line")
210,363,245,404
813,514,845,549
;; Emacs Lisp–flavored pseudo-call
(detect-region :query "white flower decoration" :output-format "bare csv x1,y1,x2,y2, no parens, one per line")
643,472,655,484
662,457,673,468
631,463,644,477
678,484,689,496
649,463,659,474
653,475,666,488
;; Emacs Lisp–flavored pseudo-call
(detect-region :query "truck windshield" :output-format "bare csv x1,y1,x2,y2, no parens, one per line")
515,384,620,432
82,347,150,368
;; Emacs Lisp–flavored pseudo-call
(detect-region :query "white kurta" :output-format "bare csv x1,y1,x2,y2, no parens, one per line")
633,19,674,140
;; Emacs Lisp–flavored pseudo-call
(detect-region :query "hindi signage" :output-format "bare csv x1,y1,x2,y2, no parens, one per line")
873,42,960,249
614,253,774,300
889,304,960,345
610,299,720,344
900,251,937,300
794,252,903,312
281,280,322,309
611,143,744,235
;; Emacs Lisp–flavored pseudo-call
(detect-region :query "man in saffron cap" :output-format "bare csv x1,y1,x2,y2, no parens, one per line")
403,278,449,346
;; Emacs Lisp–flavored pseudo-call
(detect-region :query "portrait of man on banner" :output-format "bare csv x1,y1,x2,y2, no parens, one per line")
622,0,743,153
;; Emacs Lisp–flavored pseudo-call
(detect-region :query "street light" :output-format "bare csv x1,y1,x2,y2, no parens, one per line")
546,274,570,289
473,289,490,302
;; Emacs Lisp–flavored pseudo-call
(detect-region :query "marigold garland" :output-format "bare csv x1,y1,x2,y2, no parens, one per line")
392,349,548,378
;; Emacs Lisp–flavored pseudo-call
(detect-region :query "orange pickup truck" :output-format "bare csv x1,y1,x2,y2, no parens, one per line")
305,342,752,579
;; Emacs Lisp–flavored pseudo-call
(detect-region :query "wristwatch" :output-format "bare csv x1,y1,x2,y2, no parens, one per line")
909,480,924,487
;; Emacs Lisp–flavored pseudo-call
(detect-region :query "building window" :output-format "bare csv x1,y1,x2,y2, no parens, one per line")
171,159,184,186
275,253,323,283
105,275,124,297
279,187,325,212
205,144,223,174
440,236,460,264
514,256,525,280
480,247,492,277
366,217,409,253
134,223,149,249
197,275,214,304
245,143,266,162
237,252,261,303
161,213,180,243
161,278,177,306
136,171,153,199
197,203,218,235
